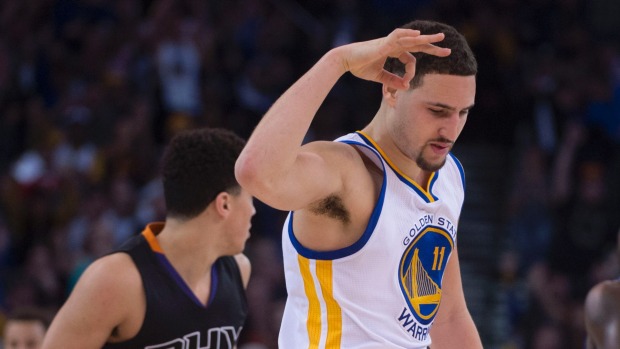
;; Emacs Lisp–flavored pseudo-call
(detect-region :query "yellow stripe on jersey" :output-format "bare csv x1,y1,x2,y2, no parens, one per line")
316,260,342,348
357,130,436,202
298,255,321,348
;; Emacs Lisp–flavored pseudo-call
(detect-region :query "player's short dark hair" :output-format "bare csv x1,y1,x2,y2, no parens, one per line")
8,307,50,329
161,128,246,219
384,20,478,89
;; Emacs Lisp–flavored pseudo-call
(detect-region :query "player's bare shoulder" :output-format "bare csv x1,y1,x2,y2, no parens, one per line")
83,252,146,340
303,139,379,200
85,252,141,289
586,280,620,314
302,139,365,163
585,279,620,349
84,253,143,315
302,140,375,176
233,253,251,289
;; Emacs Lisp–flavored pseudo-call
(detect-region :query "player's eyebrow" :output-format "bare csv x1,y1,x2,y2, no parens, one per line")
427,102,475,111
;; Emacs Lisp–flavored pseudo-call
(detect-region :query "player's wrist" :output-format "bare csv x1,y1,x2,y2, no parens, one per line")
323,46,350,76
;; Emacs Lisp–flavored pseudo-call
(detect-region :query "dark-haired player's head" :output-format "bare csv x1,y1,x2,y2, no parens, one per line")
161,128,246,220
385,20,477,89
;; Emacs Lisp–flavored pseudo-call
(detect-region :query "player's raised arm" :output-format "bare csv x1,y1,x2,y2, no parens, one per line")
235,29,450,211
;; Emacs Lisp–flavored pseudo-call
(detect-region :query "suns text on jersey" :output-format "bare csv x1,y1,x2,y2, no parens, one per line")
144,327,242,349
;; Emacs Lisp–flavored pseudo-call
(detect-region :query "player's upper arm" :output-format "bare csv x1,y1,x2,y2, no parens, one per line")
236,141,358,211
433,248,469,320
586,283,608,325
42,253,141,349
233,253,251,289
429,248,482,348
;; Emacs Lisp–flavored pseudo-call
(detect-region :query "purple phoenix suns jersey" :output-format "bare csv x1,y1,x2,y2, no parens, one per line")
104,224,247,349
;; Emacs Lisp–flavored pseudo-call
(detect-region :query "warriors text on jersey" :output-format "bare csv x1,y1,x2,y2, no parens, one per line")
279,131,466,349
103,223,248,349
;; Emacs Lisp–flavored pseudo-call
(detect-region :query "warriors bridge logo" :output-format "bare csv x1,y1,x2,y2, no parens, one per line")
399,226,454,325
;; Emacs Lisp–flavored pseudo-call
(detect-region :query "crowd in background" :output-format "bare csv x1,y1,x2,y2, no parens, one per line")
0,0,618,348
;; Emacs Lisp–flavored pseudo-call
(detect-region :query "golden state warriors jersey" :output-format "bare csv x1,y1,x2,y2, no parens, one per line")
279,131,466,349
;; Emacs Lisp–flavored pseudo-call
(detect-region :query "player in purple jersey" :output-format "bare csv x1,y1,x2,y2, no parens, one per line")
42,128,254,349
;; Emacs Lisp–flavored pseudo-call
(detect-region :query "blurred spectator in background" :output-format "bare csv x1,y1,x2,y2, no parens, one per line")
548,121,618,297
504,144,554,274
154,0,202,118
1,306,49,349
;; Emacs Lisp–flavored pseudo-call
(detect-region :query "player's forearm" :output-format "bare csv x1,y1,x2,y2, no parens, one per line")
235,48,347,198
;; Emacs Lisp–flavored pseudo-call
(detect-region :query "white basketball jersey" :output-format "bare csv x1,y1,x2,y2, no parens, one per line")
279,131,466,349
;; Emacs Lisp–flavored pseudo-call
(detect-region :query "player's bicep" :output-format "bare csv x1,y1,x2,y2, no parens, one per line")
254,142,351,210
437,249,468,315
430,248,469,335
430,248,482,347
233,253,251,289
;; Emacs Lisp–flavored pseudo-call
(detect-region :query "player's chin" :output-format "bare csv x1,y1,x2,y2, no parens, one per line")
418,156,447,172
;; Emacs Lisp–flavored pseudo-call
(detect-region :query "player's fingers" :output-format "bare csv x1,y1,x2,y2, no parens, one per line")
398,32,445,46
377,70,411,90
398,33,451,56
399,53,416,88
415,43,452,57
391,28,421,39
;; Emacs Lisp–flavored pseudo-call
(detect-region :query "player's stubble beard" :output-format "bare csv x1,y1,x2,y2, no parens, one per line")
416,140,451,172
416,151,447,172
395,141,448,172
390,115,451,172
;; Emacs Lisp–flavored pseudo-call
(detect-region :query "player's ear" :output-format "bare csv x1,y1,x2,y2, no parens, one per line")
382,84,398,107
214,192,231,217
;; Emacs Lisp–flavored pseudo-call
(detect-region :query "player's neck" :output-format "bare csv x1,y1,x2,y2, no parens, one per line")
157,217,220,279
361,122,429,186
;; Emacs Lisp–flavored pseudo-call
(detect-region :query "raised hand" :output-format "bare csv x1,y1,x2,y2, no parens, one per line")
337,29,451,90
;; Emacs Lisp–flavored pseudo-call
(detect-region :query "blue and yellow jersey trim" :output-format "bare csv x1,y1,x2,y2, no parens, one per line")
448,152,466,191
355,131,439,203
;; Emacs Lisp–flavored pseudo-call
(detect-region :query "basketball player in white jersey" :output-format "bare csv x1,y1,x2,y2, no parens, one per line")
235,19,483,348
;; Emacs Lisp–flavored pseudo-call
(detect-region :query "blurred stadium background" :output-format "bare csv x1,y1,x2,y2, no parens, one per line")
0,1,619,348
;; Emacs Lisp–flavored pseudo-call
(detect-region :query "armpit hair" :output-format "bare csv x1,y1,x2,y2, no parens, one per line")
309,194,350,224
